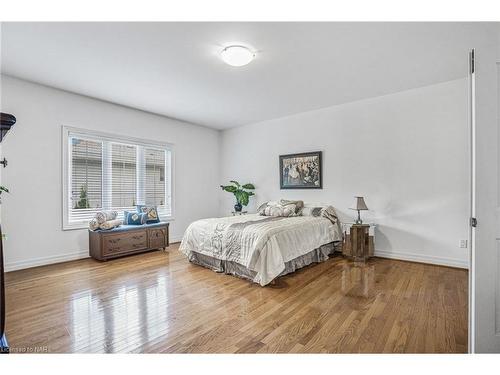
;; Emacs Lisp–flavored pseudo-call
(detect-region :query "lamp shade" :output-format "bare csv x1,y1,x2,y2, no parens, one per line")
350,196,368,211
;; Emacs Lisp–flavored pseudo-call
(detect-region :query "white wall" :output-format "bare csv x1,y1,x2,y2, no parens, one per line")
0,75,221,271
0,75,472,271
220,79,469,268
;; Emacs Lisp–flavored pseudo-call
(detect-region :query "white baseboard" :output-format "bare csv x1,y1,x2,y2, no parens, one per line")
5,235,184,272
5,250,91,272
6,240,464,272
374,249,469,269
169,235,182,243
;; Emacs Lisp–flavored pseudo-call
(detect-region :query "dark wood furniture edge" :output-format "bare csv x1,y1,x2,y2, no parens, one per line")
342,224,374,261
89,223,170,261
0,224,8,353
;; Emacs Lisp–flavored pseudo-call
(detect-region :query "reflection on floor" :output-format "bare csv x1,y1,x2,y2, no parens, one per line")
341,263,375,299
5,243,468,353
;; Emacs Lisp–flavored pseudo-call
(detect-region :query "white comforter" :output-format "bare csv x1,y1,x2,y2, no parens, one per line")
179,214,342,286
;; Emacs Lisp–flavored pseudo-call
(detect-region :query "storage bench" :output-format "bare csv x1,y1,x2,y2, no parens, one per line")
89,222,169,261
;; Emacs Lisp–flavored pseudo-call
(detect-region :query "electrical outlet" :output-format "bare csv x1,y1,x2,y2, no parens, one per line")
459,239,468,248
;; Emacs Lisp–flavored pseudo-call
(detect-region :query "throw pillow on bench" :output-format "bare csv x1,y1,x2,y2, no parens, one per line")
124,211,148,225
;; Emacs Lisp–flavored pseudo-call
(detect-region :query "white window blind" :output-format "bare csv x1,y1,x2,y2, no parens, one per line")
69,138,103,223
145,148,166,206
111,143,137,210
64,127,172,229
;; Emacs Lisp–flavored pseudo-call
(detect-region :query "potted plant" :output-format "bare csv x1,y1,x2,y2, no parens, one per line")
220,180,255,212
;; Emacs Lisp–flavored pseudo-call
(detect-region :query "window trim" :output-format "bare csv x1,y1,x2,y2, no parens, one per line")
62,125,175,230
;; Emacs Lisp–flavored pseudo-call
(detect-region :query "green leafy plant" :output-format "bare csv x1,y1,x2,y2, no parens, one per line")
220,180,255,207
0,185,8,204
74,185,91,209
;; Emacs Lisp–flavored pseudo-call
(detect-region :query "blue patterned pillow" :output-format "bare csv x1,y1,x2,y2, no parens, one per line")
136,205,160,223
124,211,147,225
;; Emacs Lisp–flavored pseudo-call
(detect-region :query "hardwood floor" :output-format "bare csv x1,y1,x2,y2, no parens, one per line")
4,243,468,353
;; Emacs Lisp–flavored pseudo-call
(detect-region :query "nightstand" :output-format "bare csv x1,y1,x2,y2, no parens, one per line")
342,222,375,262
232,211,248,216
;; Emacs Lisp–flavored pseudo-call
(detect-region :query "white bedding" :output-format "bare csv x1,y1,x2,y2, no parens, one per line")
179,213,342,286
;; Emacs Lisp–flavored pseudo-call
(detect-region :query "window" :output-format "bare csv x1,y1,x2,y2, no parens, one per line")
63,127,173,229
145,148,166,206
111,143,137,209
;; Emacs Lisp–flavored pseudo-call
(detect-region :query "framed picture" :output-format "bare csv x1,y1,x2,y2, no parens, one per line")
279,151,322,189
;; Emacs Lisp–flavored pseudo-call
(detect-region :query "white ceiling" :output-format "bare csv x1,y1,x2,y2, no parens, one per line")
0,22,495,129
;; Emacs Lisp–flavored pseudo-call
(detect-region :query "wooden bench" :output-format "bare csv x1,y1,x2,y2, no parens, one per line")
89,222,169,261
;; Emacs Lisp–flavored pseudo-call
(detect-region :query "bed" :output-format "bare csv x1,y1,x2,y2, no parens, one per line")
179,207,342,286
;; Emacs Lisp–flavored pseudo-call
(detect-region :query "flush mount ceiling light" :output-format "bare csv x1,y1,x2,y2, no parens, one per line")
220,45,255,67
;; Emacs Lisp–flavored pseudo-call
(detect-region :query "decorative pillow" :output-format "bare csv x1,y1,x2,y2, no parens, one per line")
259,201,297,217
301,206,323,217
256,201,270,213
278,199,304,214
88,218,100,231
136,205,160,223
320,205,339,225
258,199,304,217
124,211,147,225
302,205,339,225
257,201,271,215
99,218,123,230
95,210,118,224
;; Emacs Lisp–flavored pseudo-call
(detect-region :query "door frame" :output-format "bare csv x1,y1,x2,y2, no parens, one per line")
467,48,476,354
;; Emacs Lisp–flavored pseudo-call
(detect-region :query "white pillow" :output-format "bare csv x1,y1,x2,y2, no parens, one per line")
258,200,301,217
301,206,324,217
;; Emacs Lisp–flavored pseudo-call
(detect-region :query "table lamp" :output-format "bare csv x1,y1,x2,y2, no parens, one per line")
350,196,368,224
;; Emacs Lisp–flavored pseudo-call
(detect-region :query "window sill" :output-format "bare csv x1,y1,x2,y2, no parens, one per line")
62,222,89,231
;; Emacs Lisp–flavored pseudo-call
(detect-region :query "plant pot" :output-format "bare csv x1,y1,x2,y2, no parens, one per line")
234,202,242,212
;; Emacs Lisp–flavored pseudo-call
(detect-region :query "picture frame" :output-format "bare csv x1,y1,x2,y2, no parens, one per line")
279,151,322,189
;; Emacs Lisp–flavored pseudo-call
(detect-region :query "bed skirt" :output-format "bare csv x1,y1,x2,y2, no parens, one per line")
187,241,342,285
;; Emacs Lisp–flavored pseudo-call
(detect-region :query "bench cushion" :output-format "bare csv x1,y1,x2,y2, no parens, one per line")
90,222,167,233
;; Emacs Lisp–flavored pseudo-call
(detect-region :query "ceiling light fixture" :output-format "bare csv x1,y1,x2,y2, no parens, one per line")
220,45,255,67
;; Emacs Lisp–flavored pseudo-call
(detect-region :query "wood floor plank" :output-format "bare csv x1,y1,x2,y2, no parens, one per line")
4,244,468,353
